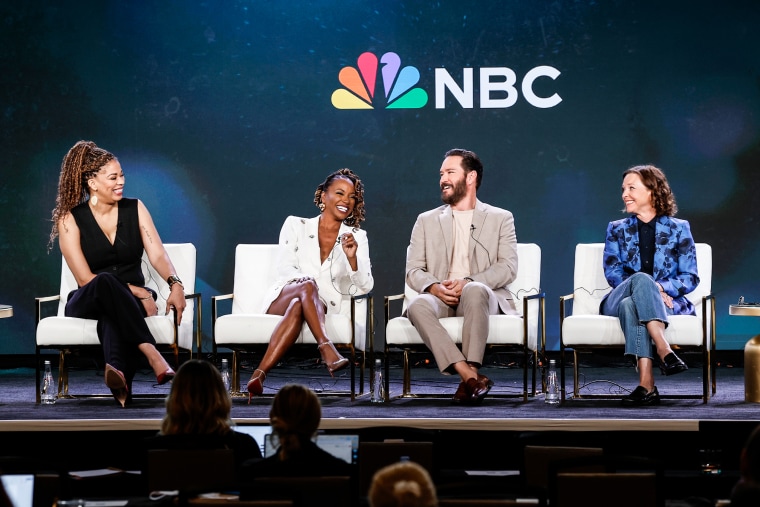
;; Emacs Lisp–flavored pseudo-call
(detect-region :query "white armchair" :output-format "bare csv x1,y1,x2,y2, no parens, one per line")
559,243,715,403
35,243,201,403
212,244,373,400
383,243,545,401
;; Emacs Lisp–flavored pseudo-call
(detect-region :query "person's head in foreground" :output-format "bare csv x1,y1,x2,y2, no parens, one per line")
368,460,438,507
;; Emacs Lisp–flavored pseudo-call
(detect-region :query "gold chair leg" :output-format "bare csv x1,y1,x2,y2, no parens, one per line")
230,350,245,398
400,349,417,398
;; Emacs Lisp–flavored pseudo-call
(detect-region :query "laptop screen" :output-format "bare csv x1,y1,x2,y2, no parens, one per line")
1,474,34,507
263,433,359,465
233,424,272,456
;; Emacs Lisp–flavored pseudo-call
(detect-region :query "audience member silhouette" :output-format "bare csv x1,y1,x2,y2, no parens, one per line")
368,461,438,507
242,383,352,477
144,359,262,470
731,423,760,506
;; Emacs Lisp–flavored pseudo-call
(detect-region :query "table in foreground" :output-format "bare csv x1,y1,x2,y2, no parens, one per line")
729,304,760,402
0,304,12,318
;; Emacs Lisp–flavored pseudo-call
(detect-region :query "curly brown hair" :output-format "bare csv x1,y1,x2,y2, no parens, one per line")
48,140,115,250
313,168,366,228
622,164,678,217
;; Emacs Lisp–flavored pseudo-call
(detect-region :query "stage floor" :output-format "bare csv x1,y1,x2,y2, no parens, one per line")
1,355,758,433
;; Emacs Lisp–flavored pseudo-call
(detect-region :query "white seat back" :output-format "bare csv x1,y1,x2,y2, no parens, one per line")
54,243,197,349
572,243,711,319
397,243,541,349
230,244,279,315
403,243,541,318
222,244,368,351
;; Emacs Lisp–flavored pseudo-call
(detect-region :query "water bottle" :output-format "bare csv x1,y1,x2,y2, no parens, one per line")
220,358,231,392
545,359,560,405
371,358,385,403
41,360,56,405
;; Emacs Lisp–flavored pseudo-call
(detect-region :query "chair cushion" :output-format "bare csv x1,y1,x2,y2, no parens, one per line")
386,314,534,349
562,313,705,348
214,313,353,346
36,314,192,349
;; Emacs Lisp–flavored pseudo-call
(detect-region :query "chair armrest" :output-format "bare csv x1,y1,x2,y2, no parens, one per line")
703,293,716,350
351,292,374,351
523,291,546,353
384,293,405,330
559,293,574,320
211,293,233,323
35,295,61,325
184,292,203,354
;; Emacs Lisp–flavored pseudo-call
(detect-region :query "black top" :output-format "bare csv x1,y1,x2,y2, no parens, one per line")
144,431,263,469
637,216,656,276
241,440,352,478
70,197,144,286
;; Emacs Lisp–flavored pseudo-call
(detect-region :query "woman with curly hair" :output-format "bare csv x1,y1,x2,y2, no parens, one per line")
246,168,374,400
49,140,185,407
601,164,699,406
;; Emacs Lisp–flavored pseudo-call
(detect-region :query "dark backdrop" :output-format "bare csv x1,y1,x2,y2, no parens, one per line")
2,1,759,354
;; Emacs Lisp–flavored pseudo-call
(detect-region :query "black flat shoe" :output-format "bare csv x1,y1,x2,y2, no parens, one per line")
621,386,660,407
659,352,688,376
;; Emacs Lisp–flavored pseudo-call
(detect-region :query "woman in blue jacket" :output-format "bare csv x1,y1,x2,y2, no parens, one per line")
601,164,699,406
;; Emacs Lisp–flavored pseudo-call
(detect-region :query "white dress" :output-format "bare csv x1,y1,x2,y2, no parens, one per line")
259,215,374,317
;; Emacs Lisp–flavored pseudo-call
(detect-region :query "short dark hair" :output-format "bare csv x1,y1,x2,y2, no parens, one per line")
445,148,483,189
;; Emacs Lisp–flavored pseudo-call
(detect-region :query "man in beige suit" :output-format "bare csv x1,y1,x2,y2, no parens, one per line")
405,148,518,404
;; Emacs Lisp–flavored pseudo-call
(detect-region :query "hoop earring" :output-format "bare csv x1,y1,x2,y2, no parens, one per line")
318,202,325,211
90,195,98,206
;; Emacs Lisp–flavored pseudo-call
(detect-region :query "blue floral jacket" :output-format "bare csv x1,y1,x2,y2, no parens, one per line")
602,215,699,316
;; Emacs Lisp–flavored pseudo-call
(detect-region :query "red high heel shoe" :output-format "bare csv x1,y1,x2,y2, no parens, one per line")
105,364,129,408
156,367,176,385
318,341,349,377
246,369,266,404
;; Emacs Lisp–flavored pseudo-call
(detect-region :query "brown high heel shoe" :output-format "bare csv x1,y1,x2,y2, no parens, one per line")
156,367,175,385
105,363,129,408
318,341,349,377
246,369,266,404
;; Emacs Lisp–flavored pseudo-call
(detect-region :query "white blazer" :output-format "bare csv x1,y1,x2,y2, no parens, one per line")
260,215,374,316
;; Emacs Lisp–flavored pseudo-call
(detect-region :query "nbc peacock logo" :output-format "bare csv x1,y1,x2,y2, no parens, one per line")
331,52,428,109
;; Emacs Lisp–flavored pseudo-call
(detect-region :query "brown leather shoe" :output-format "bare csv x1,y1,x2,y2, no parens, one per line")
477,374,494,388
469,376,492,404
452,381,470,404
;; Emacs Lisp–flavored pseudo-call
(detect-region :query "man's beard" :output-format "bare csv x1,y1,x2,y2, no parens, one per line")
441,178,467,205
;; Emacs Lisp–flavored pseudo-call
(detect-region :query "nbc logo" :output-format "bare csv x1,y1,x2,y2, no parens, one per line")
331,52,428,109
332,51,562,110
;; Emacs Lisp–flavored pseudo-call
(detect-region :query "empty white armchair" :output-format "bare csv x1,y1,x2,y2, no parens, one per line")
559,243,715,403
35,243,201,403
212,244,373,400
383,243,545,401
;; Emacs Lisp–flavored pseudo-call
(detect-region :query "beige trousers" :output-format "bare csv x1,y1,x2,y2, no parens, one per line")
406,282,499,374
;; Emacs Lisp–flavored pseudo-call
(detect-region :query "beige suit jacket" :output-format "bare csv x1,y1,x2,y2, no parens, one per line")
405,199,519,315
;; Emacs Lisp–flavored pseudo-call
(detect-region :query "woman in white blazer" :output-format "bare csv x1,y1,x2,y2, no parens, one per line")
246,168,373,400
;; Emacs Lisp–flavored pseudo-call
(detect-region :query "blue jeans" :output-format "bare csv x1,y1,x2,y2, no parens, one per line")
600,272,673,359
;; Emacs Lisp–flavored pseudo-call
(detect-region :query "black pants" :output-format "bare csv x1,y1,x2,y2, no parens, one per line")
65,272,156,385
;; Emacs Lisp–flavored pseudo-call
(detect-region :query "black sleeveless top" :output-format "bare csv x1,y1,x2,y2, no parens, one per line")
70,198,145,287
